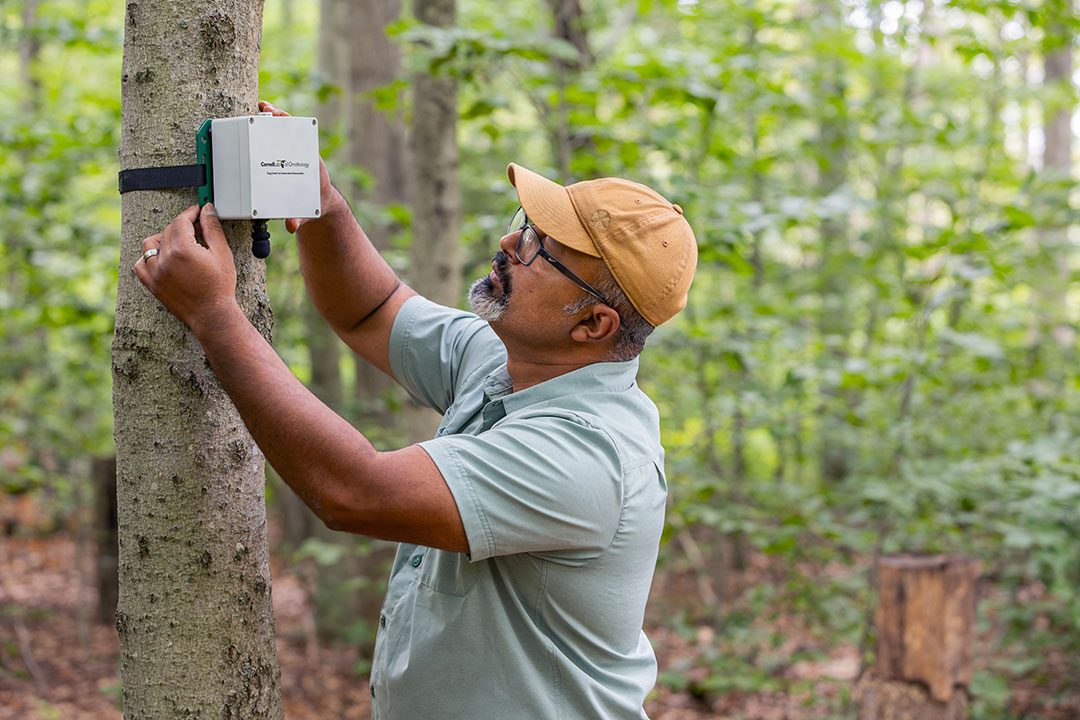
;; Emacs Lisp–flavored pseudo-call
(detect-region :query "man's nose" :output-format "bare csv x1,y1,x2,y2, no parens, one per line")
498,231,521,263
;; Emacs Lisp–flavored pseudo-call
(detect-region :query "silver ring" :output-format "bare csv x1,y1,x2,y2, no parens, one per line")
142,248,160,261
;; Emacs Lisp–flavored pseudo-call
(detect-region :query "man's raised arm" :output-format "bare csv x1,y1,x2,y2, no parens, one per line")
261,101,416,379
131,204,467,552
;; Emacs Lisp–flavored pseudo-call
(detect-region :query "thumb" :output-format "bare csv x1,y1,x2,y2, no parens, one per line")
199,203,228,252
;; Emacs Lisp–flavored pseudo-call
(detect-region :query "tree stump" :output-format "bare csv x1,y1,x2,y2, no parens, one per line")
856,554,980,720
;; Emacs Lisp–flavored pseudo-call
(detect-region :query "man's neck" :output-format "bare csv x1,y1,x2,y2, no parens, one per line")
504,354,595,393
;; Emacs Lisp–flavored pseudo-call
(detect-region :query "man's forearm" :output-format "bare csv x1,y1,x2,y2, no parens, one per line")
188,302,467,551
297,186,402,332
192,302,378,526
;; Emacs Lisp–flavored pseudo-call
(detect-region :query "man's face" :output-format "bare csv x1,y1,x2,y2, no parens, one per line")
467,220,603,346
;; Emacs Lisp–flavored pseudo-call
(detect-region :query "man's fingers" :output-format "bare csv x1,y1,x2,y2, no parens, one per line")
141,234,162,253
132,255,153,291
258,100,290,117
162,205,200,251
199,203,229,252
285,218,301,234
176,204,200,224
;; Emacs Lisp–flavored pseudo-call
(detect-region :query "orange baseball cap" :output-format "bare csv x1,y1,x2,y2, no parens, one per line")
507,163,697,327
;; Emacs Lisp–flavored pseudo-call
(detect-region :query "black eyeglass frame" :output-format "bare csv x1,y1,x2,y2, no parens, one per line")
509,207,616,311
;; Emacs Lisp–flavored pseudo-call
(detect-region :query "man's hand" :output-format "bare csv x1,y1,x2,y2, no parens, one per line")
257,100,343,233
133,203,239,336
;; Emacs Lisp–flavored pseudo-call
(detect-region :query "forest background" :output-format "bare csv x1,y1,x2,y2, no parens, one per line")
1,0,1078,718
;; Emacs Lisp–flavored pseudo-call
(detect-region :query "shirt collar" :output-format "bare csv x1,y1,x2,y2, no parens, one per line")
482,358,640,414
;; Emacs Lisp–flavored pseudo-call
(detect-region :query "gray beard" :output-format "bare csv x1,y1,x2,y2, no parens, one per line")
467,276,509,322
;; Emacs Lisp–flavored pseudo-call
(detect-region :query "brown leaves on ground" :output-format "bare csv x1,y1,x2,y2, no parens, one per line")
0,534,370,720
1,532,1077,719
0,532,872,720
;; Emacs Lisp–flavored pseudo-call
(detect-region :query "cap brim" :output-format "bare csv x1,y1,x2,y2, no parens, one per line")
507,163,599,258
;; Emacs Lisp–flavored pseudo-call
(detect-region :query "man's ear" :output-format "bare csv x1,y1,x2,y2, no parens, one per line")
570,305,621,344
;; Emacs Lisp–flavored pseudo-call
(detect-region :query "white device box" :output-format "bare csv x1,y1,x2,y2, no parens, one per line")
210,114,320,220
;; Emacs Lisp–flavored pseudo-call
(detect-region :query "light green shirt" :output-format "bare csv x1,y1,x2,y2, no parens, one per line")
370,296,667,719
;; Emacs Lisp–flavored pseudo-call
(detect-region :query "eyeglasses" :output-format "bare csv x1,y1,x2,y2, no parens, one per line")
508,207,615,309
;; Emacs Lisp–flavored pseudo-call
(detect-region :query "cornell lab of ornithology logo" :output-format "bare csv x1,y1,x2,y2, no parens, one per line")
260,160,311,169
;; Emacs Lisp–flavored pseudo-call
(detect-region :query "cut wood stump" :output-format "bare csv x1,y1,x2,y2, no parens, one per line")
856,554,981,720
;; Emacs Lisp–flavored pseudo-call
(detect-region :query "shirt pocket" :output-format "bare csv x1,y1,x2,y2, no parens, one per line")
419,548,478,597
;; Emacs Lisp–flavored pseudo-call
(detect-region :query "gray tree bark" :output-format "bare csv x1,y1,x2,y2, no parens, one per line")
1042,33,1072,177
298,0,397,649
274,0,351,551
1035,18,1074,395
113,2,284,718
402,0,461,445
814,0,852,484
348,0,412,425
19,0,41,114
410,0,462,311
545,0,593,181
308,0,346,420
7,0,43,383
350,0,411,225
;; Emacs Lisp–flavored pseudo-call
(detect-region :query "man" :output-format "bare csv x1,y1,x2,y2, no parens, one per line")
134,101,697,719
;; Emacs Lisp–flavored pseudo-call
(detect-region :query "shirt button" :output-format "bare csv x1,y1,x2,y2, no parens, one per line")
411,554,423,568
379,614,386,628
370,685,376,698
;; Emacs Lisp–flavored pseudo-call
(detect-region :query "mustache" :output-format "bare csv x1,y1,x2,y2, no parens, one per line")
492,251,512,292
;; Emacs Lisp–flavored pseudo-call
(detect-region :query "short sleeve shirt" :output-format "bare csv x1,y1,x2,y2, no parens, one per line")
369,296,668,720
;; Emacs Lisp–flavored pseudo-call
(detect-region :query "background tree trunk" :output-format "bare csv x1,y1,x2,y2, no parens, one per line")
307,0,347,419
1032,11,1075,399
1041,31,1072,180
405,0,461,443
18,0,41,115
410,0,461,311
349,0,412,428
813,0,852,484
287,0,408,651
112,2,284,717
545,0,593,180
7,0,47,460
274,0,351,552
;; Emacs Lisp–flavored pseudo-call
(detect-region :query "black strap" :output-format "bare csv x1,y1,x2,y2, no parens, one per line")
118,164,206,194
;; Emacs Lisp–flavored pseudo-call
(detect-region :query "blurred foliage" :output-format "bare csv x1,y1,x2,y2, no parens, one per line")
1,0,1078,714
0,0,120,498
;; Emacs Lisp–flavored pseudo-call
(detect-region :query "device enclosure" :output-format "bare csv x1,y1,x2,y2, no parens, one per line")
208,115,321,220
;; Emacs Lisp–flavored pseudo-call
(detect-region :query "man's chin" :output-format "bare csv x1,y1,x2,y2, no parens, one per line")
467,277,509,323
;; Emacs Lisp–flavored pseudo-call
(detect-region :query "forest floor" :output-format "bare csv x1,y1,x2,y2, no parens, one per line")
0,530,1076,719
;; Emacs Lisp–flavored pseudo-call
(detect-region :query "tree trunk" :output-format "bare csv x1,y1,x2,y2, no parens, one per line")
545,0,594,180
290,0,405,650
1032,16,1074,399
113,2,284,717
272,0,351,552
410,0,461,311
19,0,41,115
308,0,345,424
1042,38,1072,178
7,0,45,417
348,0,412,426
814,0,852,484
404,0,459,444
350,0,411,224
